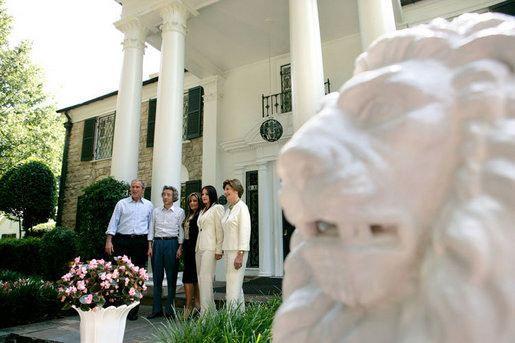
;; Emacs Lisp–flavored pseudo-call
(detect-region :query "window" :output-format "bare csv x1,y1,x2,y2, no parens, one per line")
94,115,115,160
146,86,204,147
80,113,115,161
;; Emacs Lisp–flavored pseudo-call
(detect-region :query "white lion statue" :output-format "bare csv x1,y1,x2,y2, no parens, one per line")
274,13,515,343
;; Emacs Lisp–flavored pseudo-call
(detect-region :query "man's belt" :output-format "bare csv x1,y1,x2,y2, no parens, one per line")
117,234,147,238
154,236,177,240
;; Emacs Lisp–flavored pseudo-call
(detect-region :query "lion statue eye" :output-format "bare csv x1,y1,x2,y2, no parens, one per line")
316,221,338,236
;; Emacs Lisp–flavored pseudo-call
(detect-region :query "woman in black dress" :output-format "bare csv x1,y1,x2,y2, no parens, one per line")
182,192,202,318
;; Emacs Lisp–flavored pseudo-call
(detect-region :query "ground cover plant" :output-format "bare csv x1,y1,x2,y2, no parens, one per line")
0,270,60,328
148,296,281,343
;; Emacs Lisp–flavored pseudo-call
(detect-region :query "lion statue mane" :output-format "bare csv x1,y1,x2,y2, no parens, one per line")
273,13,515,343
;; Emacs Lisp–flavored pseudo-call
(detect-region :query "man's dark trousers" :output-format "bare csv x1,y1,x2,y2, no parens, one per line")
112,234,148,319
151,238,179,316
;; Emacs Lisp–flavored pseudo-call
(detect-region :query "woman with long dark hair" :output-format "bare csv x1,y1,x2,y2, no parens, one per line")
182,192,202,318
195,185,224,314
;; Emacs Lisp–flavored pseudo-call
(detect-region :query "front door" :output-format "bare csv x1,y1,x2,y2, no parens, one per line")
246,171,259,267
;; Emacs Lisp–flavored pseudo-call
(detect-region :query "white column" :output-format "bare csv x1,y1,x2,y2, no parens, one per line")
151,2,190,205
111,19,147,182
357,0,396,50
258,164,272,276
201,76,223,187
289,0,325,131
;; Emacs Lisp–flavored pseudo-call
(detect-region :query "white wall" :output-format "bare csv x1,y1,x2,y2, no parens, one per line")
0,215,20,239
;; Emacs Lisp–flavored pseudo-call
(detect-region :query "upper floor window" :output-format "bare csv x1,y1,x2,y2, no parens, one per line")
146,86,204,147
80,113,115,161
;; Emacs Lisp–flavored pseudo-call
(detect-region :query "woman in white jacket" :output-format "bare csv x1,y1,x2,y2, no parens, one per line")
221,179,251,311
196,185,224,314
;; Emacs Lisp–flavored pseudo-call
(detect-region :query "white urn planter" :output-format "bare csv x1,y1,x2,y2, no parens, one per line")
73,301,139,343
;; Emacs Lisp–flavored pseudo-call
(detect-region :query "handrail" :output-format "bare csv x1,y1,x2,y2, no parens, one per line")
262,79,331,118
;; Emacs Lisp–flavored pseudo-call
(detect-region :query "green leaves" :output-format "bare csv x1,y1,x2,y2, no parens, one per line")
149,297,282,343
0,1,64,177
0,161,57,234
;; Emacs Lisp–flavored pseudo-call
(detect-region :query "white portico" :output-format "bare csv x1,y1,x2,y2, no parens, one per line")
93,0,505,280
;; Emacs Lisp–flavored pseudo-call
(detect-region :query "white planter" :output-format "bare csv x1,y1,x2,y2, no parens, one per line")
73,302,139,343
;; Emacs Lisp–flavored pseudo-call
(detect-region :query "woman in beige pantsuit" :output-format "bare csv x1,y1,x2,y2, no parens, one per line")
221,179,251,311
195,185,224,314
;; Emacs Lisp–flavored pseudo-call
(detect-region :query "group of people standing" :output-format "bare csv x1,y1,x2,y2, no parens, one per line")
104,178,251,321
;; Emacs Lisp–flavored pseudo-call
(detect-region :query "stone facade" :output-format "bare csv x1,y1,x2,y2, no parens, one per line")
61,98,203,230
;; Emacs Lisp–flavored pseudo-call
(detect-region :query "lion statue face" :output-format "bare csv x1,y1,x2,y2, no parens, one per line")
274,13,515,343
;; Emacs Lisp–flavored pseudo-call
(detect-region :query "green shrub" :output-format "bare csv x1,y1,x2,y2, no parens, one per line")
0,237,42,276
40,227,78,281
0,161,57,236
0,276,61,328
76,177,129,260
31,221,56,238
149,296,282,343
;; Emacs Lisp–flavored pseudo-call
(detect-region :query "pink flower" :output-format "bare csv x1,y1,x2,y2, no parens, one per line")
129,288,136,296
121,255,130,263
77,280,86,292
84,294,93,304
89,259,98,269
65,286,77,295
74,257,81,265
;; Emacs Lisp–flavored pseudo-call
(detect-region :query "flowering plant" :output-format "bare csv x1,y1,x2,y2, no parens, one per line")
57,256,148,311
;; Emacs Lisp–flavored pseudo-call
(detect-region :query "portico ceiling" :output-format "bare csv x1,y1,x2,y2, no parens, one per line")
114,0,359,78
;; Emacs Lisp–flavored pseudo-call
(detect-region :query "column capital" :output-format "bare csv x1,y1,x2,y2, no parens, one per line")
116,18,148,51
160,1,193,35
201,76,224,102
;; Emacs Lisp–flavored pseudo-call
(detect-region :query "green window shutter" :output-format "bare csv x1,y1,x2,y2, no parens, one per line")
81,118,96,161
186,86,204,140
184,180,201,198
144,187,152,201
146,98,157,147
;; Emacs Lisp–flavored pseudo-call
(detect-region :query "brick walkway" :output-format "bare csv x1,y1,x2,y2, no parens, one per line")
0,277,282,343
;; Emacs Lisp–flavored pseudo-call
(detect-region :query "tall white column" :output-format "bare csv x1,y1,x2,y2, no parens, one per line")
151,2,190,205
111,19,147,182
201,76,222,188
289,0,325,131
357,0,396,50
258,164,272,276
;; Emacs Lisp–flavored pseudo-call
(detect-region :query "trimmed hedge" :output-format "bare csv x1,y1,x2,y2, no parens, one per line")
0,227,78,281
0,237,42,276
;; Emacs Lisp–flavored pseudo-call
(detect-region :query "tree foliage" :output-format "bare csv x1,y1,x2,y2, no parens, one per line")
76,177,129,260
0,0,64,177
0,161,57,236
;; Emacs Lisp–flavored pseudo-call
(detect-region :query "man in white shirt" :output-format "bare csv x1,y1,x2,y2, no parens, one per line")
105,178,153,320
147,186,185,319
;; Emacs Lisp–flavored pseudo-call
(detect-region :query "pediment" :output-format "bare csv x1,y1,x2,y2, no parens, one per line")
220,112,293,152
